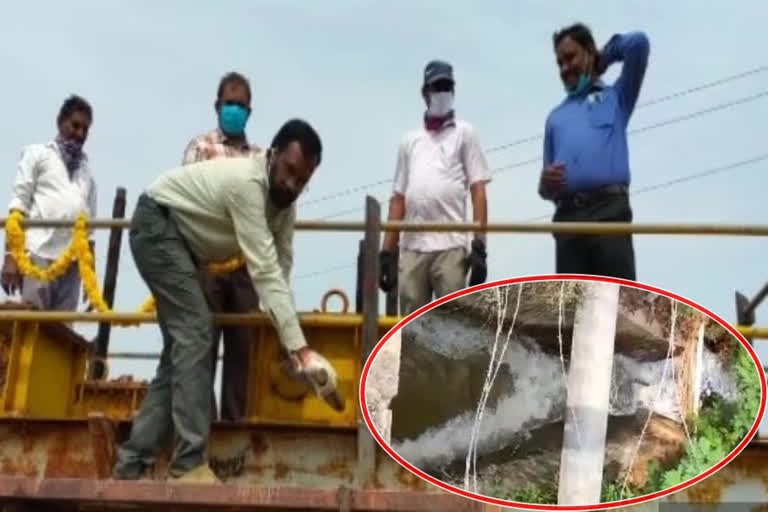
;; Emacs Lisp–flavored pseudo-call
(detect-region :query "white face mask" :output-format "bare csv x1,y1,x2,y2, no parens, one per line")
427,92,454,117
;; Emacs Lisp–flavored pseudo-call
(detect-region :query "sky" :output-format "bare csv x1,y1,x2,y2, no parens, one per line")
1,1,766,428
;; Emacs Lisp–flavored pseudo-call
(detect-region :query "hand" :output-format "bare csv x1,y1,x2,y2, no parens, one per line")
467,237,488,287
286,346,345,412
1,254,22,296
594,51,608,76
541,162,566,193
379,249,398,293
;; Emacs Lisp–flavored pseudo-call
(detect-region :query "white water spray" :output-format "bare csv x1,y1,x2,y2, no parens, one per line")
392,318,739,475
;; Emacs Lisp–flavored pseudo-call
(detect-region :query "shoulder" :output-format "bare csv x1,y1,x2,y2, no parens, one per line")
220,155,269,192
455,119,480,139
454,119,475,131
399,128,422,147
16,143,55,171
184,129,219,152
545,100,570,129
190,129,218,143
20,142,50,159
548,100,568,119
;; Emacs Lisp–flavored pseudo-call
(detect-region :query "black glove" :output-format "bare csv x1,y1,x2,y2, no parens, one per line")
467,238,487,287
379,250,398,293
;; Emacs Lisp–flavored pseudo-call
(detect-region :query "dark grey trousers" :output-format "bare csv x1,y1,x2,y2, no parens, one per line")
113,193,214,478
553,189,636,281
21,254,80,311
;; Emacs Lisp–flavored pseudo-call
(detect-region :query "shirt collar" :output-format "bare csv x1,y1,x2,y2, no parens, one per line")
46,139,89,165
214,129,251,151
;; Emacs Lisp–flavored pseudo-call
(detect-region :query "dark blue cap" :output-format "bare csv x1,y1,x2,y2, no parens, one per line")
423,60,454,85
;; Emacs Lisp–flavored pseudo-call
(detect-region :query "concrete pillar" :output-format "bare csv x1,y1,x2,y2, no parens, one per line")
558,281,620,505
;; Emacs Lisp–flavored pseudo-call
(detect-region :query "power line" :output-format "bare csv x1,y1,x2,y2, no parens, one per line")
294,262,358,280
315,90,768,219
294,153,768,280
521,153,768,222
298,65,768,208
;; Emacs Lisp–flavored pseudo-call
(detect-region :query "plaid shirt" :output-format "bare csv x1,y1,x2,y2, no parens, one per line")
182,129,262,165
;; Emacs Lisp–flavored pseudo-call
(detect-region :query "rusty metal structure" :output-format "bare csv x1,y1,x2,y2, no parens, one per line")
0,193,766,511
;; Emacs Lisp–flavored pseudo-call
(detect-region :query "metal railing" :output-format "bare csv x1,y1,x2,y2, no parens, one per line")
6,217,768,236
2,197,768,341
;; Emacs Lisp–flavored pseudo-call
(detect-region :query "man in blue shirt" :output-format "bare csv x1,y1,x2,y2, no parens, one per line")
538,23,650,280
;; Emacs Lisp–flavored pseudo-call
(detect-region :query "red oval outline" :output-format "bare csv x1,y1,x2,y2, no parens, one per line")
359,273,768,510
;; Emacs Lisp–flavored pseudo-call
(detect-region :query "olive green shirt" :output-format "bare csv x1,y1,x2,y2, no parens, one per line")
146,154,306,352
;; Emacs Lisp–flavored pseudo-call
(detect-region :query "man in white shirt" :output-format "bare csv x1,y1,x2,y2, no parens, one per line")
112,119,343,484
379,60,491,315
1,95,97,311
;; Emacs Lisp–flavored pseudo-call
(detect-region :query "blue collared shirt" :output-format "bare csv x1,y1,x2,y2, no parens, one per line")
540,31,651,199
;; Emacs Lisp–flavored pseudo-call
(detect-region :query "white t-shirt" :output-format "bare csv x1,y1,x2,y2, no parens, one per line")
392,120,491,252
8,141,98,260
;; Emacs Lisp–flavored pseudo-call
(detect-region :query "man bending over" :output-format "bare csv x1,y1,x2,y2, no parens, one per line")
112,119,342,484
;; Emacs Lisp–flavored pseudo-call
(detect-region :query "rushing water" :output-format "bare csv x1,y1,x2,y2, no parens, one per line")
391,312,740,470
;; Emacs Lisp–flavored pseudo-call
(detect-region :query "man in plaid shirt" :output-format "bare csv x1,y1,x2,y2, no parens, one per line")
182,71,261,422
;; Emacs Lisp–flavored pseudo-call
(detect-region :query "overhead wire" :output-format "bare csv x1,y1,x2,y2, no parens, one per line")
297,65,768,208
313,89,768,220
293,153,768,280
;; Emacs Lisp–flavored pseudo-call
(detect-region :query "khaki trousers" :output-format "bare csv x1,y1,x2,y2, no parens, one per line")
398,246,468,316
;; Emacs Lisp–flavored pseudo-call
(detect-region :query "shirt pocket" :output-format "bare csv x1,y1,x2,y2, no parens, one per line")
588,97,617,129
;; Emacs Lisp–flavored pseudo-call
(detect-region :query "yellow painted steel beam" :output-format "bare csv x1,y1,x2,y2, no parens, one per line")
3,310,768,342
4,217,768,235
737,326,768,339
0,310,404,329
2,310,767,340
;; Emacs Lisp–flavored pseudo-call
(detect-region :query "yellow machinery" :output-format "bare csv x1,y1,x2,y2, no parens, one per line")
0,296,397,429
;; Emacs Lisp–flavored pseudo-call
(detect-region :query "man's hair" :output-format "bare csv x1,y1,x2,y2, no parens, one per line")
271,119,323,166
217,71,251,102
553,22,598,55
57,95,92,125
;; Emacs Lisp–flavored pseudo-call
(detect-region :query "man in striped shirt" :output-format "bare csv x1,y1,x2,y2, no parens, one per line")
181,72,261,423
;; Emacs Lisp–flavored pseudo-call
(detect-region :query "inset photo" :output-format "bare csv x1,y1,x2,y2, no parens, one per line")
361,276,766,510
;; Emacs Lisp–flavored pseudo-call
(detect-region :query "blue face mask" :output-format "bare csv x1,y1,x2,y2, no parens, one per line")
565,73,592,98
218,103,250,136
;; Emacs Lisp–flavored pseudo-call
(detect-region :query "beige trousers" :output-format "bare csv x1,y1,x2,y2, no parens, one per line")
398,246,468,316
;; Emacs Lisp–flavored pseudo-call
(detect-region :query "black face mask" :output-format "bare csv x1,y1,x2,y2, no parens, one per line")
268,162,297,209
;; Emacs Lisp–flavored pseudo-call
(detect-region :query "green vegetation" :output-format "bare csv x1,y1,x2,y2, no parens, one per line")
503,483,558,504
645,337,761,491
485,335,762,505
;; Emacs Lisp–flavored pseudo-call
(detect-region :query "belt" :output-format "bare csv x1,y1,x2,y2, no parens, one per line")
556,184,628,210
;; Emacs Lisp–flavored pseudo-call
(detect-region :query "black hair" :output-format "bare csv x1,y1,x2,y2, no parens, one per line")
217,71,251,102
57,95,92,125
553,22,598,55
271,119,323,166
